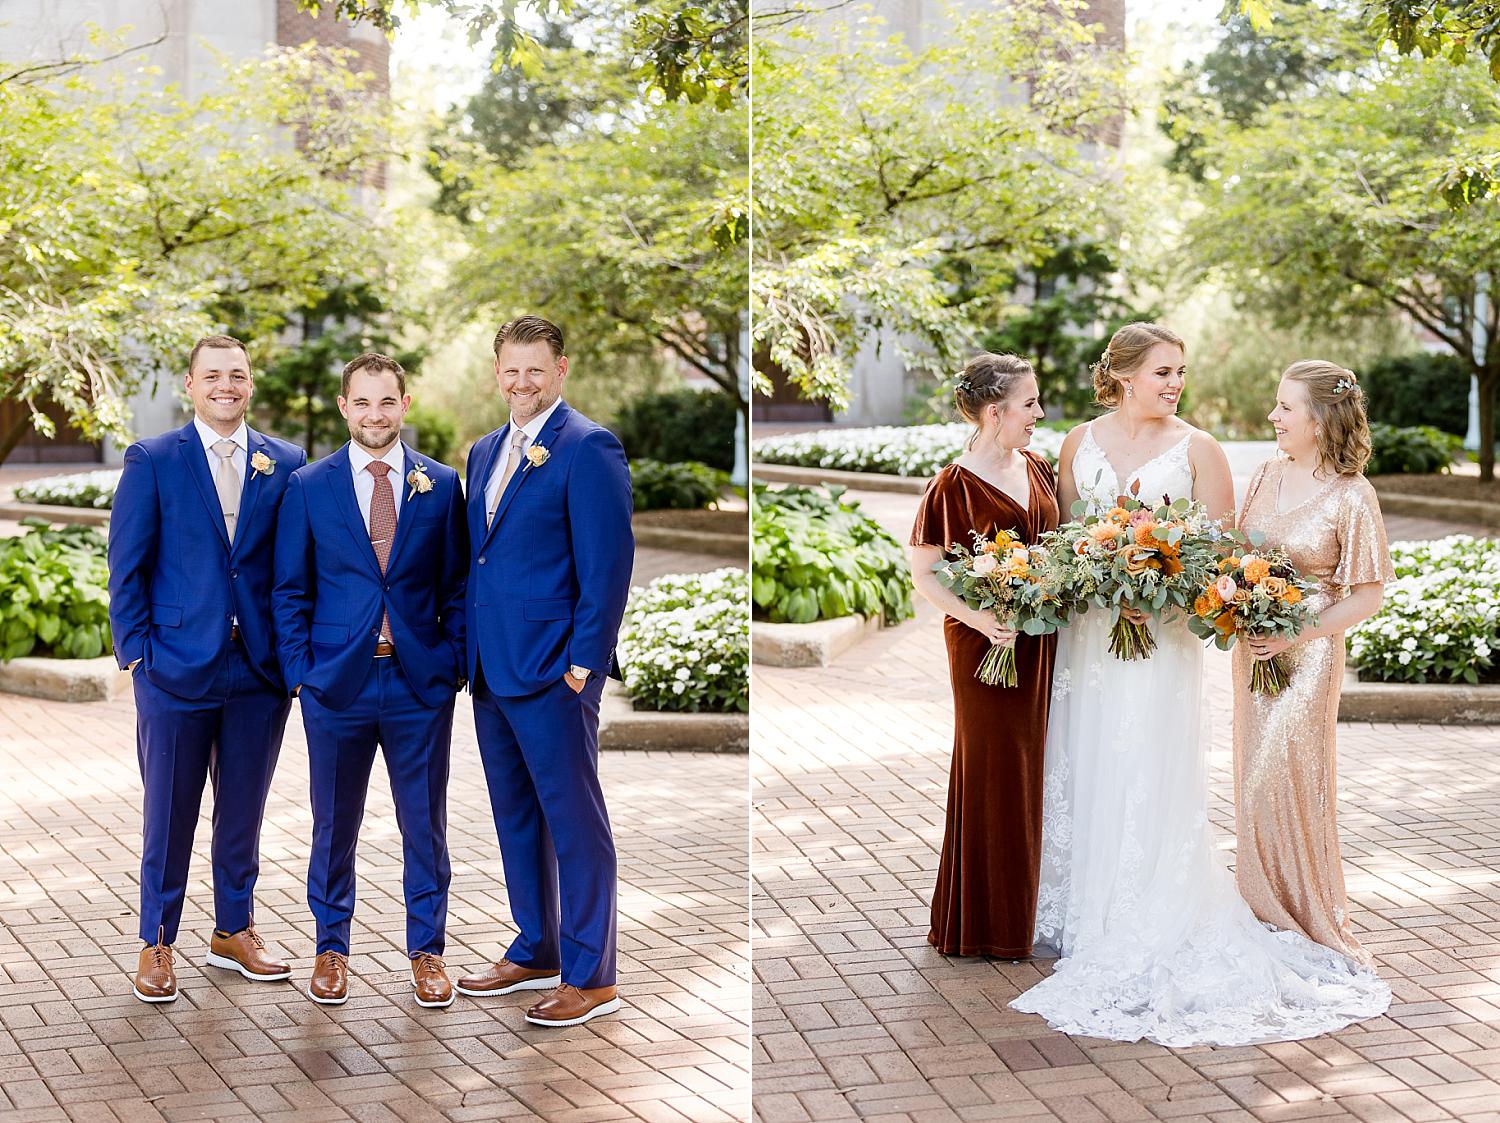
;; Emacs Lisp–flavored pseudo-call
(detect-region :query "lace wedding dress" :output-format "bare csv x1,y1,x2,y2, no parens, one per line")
1009,423,1390,1047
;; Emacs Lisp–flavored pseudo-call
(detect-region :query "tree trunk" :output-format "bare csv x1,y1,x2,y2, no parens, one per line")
0,408,34,467
1479,367,1497,483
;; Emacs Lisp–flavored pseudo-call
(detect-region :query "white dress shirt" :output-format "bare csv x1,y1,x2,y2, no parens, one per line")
349,441,406,533
193,417,248,484
484,397,563,517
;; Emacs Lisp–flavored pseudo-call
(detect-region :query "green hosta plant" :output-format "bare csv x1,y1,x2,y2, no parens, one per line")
751,485,914,624
631,459,730,511
0,520,112,661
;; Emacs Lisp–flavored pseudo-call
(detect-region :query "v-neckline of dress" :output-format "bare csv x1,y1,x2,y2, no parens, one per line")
1084,423,1192,495
955,460,1032,516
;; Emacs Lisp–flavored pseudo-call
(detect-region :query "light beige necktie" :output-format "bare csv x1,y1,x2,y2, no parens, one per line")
213,439,241,544
487,428,528,527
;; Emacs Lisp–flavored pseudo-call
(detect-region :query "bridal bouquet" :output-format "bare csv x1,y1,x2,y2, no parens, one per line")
1039,494,1221,660
1189,541,1317,695
932,527,1069,686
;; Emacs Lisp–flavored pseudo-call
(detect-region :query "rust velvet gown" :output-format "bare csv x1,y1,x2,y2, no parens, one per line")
911,452,1059,958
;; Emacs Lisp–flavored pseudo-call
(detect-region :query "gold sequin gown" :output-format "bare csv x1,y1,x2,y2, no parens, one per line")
1234,459,1395,968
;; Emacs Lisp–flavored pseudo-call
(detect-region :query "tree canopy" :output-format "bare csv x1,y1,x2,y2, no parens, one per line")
751,0,1123,410
0,47,393,462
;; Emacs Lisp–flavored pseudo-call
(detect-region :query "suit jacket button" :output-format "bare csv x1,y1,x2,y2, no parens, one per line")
230,570,238,579
478,557,487,565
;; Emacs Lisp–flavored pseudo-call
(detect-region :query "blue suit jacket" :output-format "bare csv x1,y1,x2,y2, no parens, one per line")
108,422,306,698
465,401,634,697
273,443,469,710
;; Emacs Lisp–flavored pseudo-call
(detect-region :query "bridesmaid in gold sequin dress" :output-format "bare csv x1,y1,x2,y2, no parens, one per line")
1233,361,1395,970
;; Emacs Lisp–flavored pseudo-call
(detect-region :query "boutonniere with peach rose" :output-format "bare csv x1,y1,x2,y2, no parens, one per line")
406,463,434,501
1188,539,1318,695
525,443,550,469
249,451,275,480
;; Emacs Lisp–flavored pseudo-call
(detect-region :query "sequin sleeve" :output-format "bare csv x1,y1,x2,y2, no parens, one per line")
1332,477,1395,587
1237,460,1273,533
910,466,968,550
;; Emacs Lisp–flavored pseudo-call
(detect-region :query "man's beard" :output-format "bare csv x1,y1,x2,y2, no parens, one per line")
353,422,399,450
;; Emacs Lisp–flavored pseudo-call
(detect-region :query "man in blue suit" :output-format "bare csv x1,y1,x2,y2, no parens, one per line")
109,334,306,1003
456,316,634,1027
273,353,468,1008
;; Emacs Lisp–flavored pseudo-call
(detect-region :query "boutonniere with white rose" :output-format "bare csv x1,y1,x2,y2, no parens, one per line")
525,443,550,469
406,463,434,501
249,451,275,480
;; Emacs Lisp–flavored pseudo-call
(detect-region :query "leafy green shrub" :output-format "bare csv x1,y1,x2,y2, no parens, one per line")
611,388,736,471
1349,536,1498,684
14,469,122,509
0,520,113,661
1360,353,1471,436
631,459,729,511
405,404,457,464
618,568,748,713
752,485,914,624
1366,423,1462,476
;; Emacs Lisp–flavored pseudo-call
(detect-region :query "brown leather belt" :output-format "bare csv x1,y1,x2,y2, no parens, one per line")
230,625,242,642
374,639,396,658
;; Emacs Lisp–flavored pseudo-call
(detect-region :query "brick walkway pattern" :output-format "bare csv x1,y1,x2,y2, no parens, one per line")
752,487,1500,1123
0,545,748,1123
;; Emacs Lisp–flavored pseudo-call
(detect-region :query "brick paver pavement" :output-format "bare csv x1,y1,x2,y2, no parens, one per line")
0,545,748,1123
752,486,1500,1123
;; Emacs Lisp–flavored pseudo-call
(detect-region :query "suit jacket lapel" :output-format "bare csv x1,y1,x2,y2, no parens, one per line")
328,444,384,579
384,443,422,574
232,429,269,558
178,424,231,553
486,402,571,539
468,429,502,546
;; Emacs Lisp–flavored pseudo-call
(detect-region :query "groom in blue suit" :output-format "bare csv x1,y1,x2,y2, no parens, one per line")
273,353,468,1009
456,316,634,1027
109,334,306,1003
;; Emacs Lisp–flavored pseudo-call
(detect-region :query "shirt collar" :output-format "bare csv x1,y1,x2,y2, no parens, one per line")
349,440,405,477
510,397,564,443
193,417,248,454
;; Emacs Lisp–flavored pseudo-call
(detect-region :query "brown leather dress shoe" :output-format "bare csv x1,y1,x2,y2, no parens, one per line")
410,952,454,1008
133,927,177,1003
205,919,291,981
525,983,621,1027
455,957,562,997
307,951,349,1005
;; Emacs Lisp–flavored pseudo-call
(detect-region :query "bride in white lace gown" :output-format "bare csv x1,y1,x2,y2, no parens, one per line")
1010,324,1390,1047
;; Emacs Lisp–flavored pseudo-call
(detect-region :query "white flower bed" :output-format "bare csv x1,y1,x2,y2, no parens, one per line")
754,423,1064,477
1349,535,1500,685
13,469,122,509
617,567,749,713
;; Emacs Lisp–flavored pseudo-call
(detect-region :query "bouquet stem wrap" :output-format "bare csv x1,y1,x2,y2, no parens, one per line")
976,637,1019,687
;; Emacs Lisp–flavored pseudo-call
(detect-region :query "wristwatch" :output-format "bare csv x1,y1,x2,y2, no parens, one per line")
568,665,591,682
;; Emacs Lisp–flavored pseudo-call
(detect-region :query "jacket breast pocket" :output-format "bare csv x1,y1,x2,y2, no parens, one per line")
151,604,182,628
311,623,348,645
523,597,572,622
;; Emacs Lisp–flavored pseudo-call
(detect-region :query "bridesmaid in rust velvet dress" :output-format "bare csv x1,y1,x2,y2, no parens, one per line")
1234,361,1394,973
910,353,1059,958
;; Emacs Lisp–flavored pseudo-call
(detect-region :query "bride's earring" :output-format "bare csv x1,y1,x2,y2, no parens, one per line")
1125,385,1133,399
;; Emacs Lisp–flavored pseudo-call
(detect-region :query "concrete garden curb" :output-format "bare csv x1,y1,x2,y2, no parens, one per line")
752,614,883,667
599,680,746,752
632,522,747,559
0,656,129,703
0,501,110,527
1367,482,1500,531
751,462,928,494
1339,670,1500,725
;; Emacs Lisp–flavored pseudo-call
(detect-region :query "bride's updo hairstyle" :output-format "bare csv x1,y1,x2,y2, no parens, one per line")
1282,359,1372,477
1092,322,1185,408
954,352,1035,450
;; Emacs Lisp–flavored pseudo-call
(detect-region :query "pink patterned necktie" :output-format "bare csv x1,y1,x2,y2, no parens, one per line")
366,461,396,642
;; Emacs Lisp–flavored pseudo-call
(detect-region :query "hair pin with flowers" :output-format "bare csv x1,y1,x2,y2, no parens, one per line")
1334,374,1355,396
955,377,975,393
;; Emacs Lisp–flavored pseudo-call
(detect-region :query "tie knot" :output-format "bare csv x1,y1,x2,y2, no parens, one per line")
213,439,237,460
366,460,392,478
